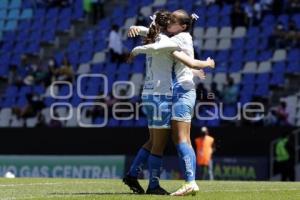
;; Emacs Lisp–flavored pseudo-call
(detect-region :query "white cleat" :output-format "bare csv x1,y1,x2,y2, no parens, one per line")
170,181,199,196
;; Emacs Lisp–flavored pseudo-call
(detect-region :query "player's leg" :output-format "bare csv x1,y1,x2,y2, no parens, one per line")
170,90,198,196
146,95,171,195
146,128,170,195
123,130,153,194
123,97,154,194
127,129,153,178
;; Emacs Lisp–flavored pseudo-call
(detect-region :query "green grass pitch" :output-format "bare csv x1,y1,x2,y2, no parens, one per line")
0,178,299,200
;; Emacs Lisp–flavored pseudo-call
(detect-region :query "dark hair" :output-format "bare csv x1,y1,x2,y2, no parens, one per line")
143,10,171,44
171,10,196,33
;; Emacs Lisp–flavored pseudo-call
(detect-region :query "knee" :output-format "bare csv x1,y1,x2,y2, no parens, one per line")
151,144,164,156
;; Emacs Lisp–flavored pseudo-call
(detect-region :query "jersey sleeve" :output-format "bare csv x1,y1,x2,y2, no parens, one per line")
170,33,186,48
132,36,180,55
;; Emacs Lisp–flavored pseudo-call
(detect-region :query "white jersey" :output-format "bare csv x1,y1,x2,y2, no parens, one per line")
131,26,195,94
170,32,195,91
132,33,177,96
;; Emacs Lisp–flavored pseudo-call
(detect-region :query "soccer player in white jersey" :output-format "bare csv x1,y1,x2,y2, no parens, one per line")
126,10,215,196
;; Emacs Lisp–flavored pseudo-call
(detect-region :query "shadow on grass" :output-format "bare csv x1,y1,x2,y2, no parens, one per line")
48,192,137,196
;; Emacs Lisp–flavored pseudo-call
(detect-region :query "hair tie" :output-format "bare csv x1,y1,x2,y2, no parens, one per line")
191,13,199,20
150,14,157,27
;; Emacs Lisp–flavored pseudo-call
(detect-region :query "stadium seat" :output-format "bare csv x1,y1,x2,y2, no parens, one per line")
257,61,271,73
217,39,231,50
203,39,217,50
272,49,287,62
204,27,218,39
232,27,246,38
243,62,257,74
92,52,105,64
219,27,232,38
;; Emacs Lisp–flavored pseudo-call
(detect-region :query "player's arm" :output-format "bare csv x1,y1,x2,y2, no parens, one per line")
131,39,179,56
128,26,149,37
172,51,215,69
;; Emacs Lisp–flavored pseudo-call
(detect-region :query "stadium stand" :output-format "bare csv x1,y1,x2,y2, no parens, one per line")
0,0,299,127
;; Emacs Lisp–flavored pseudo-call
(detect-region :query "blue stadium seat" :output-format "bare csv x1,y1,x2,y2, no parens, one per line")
258,39,268,50
59,17,70,30
29,30,42,41
256,73,270,84
46,8,59,19
0,10,7,20
4,20,17,31
20,9,33,19
245,38,259,50
2,97,16,107
94,41,106,51
270,72,285,86
254,85,269,97
16,96,28,107
0,20,5,31
242,74,256,85
118,63,131,74
287,61,300,73
216,50,230,63
215,62,228,73
206,16,218,27
247,27,259,38
228,62,243,72
34,9,46,19
60,8,71,19
258,50,272,61
9,0,21,9
206,5,220,17
292,14,300,28
219,15,231,26
7,9,20,20
232,38,245,50
42,30,55,42
220,4,232,16
0,0,8,9
287,49,300,61
272,61,285,73
4,85,18,97
243,50,257,61
33,85,45,95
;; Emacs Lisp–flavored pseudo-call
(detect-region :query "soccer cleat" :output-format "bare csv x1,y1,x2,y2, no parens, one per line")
170,181,199,196
146,186,170,195
122,175,145,194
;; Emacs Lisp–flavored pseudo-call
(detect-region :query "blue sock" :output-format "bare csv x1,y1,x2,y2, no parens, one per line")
189,145,197,181
148,154,162,189
176,142,196,182
128,148,150,177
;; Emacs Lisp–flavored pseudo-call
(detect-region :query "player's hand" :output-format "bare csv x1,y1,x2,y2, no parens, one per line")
206,57,215,68
128,26,140,38
194,69,206,80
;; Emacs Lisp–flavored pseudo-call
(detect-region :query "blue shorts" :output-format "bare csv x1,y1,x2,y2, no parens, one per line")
172,86,196,123
141,94,172,129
